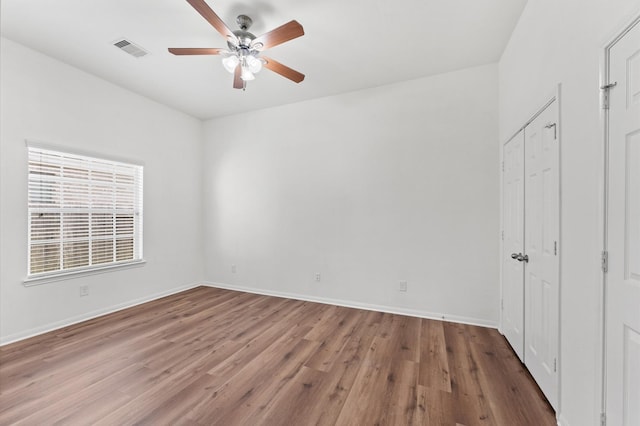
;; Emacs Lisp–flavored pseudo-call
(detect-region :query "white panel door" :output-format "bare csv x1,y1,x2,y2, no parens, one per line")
503,130,525,361
524,100,560,410
606,19,640,426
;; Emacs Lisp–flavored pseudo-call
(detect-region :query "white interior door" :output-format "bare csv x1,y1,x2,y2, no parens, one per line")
503,130,525,361
606,18,640,426
524,100,560,410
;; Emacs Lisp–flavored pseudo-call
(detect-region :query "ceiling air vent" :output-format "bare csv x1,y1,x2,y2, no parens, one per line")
112,38,148,58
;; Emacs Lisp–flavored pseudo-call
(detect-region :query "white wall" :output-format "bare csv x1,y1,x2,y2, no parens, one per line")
499,1,639,425
0,38,204,344
202,64,500,326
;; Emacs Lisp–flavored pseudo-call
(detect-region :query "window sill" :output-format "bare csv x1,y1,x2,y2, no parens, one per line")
23,260,146,286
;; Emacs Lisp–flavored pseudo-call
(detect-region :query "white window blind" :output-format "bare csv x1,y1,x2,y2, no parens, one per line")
27,146,143,277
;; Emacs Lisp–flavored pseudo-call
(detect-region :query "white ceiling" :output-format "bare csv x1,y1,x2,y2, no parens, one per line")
1,0,527,120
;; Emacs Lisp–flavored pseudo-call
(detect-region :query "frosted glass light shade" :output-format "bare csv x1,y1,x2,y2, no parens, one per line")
246,55,262,74
222,55,239,73
241,67,255,81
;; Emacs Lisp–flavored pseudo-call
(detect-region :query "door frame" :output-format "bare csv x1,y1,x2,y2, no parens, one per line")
500,85,563,414
599,12,640,423
501,129,525,360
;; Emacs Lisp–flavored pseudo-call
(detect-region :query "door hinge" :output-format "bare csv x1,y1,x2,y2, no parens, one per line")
501,299,504,311
501,230,504,241
553,358,557,372
601,82,617,109
602,250,609,273
600,412,606,426
545,122,557,140
554,241,557,256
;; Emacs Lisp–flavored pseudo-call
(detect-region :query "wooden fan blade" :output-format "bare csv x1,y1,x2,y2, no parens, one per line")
233,65,244,89
168,48,224,55
262,56,305,83
252,20,304,50
186,0,236,41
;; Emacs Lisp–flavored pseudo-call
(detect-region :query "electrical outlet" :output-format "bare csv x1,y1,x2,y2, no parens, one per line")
315,272,321,282
399,281,407,292
79,285,89,297
231,264,236,273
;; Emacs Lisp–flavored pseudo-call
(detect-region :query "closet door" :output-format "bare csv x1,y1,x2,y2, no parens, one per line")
502,130,525,361
524,100,560,410
605,18,640,426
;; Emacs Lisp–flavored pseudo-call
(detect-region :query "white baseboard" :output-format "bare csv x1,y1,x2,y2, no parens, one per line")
1,280,499,346
557,413,570,426
203,281,498,329
0,282,201,346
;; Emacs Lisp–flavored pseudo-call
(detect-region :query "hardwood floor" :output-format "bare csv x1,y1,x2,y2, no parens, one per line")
0,286,555,425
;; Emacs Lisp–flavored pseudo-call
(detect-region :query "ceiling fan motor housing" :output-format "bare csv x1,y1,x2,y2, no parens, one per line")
228,15,257,49
230,29,256,49
236,14,252,30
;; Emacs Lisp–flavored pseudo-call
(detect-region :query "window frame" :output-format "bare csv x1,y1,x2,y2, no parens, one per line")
24,141,144,285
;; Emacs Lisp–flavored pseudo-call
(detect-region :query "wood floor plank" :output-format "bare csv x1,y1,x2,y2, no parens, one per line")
419,318,452,392
259,309,382,425
259,365,330,424
417,384,457,426
304,308,363,372
205,301,320,380
467,329,556,426
0,286,556,425
96,343,229,424
442,321,497,426
186,335,319,425
216,338,321,426
335,335,421,426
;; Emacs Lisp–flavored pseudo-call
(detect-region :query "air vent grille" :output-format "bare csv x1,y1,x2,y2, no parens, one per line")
113,38,148,58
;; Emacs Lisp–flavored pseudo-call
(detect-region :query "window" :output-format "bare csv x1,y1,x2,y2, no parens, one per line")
27,145,143,278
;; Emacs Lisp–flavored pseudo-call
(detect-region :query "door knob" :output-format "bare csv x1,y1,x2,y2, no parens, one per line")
511,253,529,263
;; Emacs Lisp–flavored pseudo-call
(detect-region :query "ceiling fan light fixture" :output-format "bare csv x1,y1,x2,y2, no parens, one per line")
246,55,263,74
240,67,255,81
222,55,239,73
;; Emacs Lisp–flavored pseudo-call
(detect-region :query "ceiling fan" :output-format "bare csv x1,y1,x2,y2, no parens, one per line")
169,0,305,90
